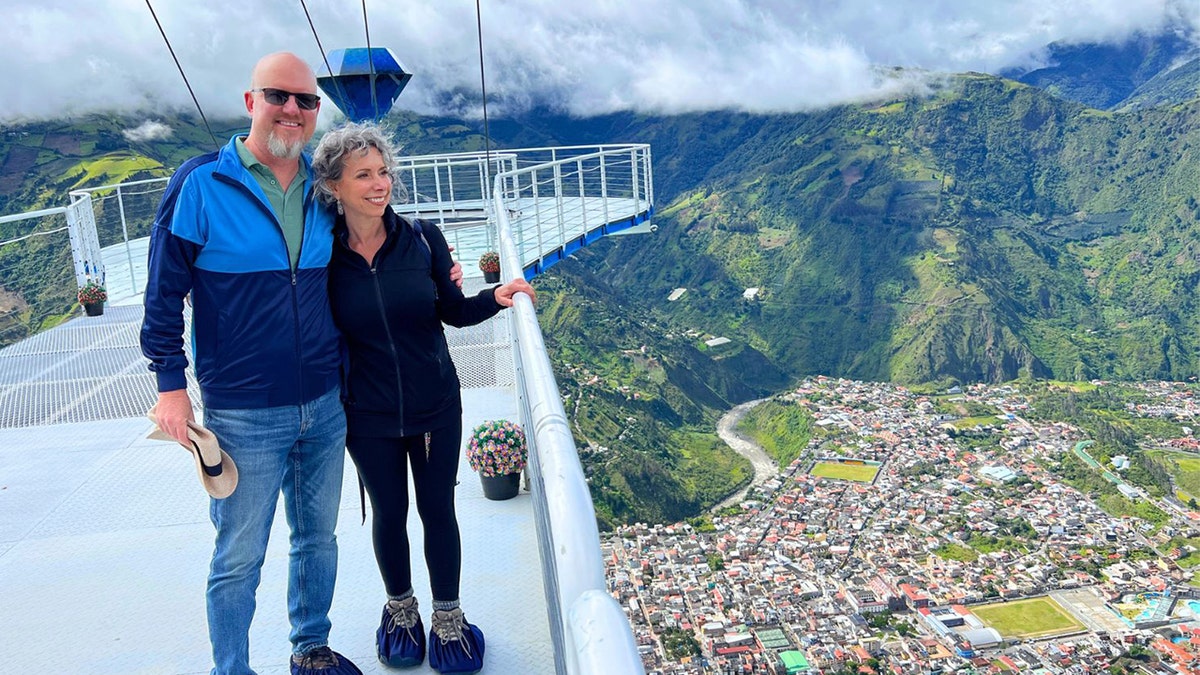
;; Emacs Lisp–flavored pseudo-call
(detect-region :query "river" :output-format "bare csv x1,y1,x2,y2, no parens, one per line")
712,398,779,511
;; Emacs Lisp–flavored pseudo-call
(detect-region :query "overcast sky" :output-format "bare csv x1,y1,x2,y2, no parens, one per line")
2,0,1197,124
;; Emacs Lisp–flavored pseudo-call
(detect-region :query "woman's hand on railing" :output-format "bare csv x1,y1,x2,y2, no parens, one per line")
493,278,536,307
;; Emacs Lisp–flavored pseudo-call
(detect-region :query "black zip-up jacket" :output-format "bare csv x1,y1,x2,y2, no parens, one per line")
328,207,502,438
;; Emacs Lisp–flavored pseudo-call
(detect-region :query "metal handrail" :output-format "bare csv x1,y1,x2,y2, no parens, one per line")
492,147,648,675
401,144,647,162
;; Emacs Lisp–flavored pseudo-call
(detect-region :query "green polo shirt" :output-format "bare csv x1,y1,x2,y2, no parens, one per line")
235,138,306,270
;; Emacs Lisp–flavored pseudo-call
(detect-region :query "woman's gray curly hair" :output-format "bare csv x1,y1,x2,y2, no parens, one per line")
311,121,407,206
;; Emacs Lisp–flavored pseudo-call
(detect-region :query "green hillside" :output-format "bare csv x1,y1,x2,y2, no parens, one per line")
550,74,1200,389
1117,57,1200,112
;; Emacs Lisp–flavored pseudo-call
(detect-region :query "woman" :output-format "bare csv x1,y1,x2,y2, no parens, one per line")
313,123,535,673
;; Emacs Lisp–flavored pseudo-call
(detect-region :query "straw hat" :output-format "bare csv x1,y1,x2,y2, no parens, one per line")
146,407,238,499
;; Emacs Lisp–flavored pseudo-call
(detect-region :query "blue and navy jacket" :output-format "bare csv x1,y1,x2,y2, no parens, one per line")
140,136,341,409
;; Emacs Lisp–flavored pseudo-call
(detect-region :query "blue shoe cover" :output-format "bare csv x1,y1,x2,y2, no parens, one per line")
377,599,426,668
428,611,485,674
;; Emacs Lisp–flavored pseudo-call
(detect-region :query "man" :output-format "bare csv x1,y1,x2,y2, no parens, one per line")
141,51,357,675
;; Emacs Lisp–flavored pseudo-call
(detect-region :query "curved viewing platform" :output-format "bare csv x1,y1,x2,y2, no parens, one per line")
0,144,653,674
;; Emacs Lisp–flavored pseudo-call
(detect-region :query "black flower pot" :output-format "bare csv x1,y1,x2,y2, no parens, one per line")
483,270,500,283
83,303,104,317
479,472,521,500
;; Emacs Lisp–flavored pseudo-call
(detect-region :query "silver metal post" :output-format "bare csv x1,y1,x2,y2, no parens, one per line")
631,148,641,216
553,164,566,250
599,155,610,228
577,159,587,233
434,162,446,223
116,185,137,295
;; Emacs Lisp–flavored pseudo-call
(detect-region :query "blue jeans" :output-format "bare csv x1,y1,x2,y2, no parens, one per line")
202,387,347,675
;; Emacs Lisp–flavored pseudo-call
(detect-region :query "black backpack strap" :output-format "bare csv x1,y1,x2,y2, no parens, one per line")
359,473,367,525
408,218,433,268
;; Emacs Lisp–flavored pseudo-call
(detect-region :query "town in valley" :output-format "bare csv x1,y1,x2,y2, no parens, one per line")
605,378,1200,674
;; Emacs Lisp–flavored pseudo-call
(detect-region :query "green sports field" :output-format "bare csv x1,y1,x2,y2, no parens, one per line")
810,461,879,482
972,597,1083,638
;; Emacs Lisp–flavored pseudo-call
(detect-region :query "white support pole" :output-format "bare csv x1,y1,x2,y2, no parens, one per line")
577,159,587,234
116,185,138,295
599,154,610,228
630,148,641,216
65,193,104,289
553,164,566,250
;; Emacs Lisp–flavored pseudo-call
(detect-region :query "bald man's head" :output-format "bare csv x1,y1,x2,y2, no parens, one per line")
250,52,317,91
244,52,321,162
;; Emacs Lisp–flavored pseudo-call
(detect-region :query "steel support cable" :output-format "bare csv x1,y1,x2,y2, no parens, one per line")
299,0,349,117
143,0,219,149
0,226,70,248
362,0,379,120
80,185,166,200
475,0,495,196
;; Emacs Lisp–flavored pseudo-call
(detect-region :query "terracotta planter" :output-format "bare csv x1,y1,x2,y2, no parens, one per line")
83,303,104,317
483,270,500,283
479,472,520,500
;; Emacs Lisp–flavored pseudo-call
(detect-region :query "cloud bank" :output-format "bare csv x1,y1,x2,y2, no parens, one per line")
1,0,1196,122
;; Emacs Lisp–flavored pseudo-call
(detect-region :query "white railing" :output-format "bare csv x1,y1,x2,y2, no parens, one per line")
395,144,654,280
493,147,650,675
0,193,119,345
0,206,79,345
495,145,655,276
391,152,518,257
69,178,170,297
0,197,105,292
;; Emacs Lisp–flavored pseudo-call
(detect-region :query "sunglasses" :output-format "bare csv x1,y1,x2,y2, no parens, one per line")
252,88,321,110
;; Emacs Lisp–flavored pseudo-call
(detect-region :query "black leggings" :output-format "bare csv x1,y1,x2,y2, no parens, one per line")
347,422,462,601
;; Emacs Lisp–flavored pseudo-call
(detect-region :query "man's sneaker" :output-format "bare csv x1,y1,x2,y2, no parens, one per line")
427,608,485,674
290,646,363,675
377,596,426,668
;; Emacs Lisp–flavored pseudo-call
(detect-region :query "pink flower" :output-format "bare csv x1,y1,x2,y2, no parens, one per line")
467,420,527,477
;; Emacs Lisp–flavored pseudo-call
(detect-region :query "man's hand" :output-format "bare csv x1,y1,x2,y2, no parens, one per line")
447,245,464,289
493,278,537,307
155,389,196,445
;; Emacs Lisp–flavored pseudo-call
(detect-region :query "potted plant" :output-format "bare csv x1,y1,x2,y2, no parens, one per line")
466,419,527,500
78,277,107,316
478,251,501,283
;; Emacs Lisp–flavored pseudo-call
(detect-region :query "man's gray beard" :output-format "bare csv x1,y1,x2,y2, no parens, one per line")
267,133,305,160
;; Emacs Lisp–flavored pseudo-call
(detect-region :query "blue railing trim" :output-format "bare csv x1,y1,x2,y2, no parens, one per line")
521,206,654,280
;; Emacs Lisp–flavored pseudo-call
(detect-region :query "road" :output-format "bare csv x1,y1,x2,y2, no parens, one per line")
712,398,779,511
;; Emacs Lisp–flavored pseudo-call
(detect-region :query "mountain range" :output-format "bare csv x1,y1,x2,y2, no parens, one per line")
0,31,1197,526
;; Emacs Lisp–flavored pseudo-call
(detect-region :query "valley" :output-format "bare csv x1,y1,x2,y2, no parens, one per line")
615,377,1200,673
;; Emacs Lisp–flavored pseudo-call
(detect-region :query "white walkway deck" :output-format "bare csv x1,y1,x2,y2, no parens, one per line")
0,289,553,675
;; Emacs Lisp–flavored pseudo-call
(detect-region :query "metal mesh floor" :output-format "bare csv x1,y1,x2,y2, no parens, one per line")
0,281,509,430
0,305,194,428
0,291,552,674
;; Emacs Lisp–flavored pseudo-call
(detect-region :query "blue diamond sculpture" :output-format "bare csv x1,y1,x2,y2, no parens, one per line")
316,47,412,122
